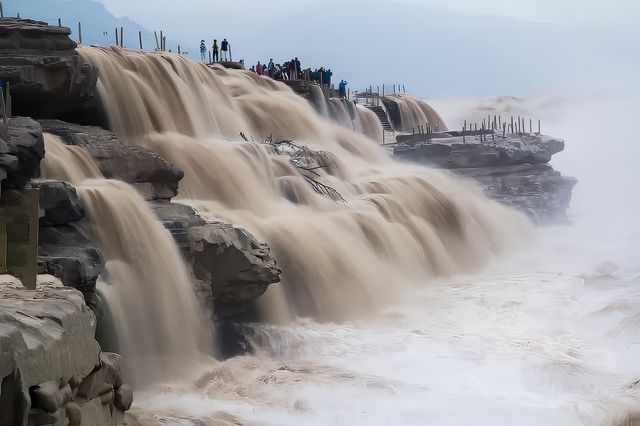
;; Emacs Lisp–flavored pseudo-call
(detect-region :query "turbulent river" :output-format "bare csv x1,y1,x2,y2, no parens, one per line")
44,45,640,425
129,95,640,426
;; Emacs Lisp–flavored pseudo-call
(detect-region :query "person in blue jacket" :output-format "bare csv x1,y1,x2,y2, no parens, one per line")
338,80,348,98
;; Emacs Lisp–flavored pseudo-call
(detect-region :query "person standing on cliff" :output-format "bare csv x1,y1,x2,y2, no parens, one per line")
221,38,229,61
199,40,206,62
212,39,219,62
339,80,348,98
267,59,275,78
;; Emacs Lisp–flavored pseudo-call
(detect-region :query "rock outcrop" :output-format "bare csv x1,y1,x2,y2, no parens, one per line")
33,179,105,306
0,282,130,425
40,120,183,200
150,201,282,319
0,19,99,122
0,117,45,197
394,133,576,223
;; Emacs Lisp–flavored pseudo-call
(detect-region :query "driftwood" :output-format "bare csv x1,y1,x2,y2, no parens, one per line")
261,136,346,203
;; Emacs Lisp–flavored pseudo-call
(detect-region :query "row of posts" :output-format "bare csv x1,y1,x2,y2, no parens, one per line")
461,115,542,144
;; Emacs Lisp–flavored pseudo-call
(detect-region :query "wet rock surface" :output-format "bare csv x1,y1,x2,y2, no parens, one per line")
0,284,131,425
40,119,183,199
394,133,576,224
149,201,282,319
32,179,85,226
0,117,45,196
0,18,98,120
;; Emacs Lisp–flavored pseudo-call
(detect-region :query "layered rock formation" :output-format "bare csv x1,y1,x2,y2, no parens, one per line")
0,282,131,425
40,120,183,200
394,133,577,223
0,116,45,197
0,19,99,122
34,179,105,306
150,201,282,319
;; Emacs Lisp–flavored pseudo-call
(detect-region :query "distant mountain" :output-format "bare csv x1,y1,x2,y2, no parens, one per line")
2,0,194,55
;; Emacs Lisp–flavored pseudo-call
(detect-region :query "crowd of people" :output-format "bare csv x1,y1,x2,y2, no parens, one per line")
200,38,230,62
249,57,348,97
197,41,349,98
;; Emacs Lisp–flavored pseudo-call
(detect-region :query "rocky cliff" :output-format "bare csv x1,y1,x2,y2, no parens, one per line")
0,18,100,123
393,132,577,223
0,280,132,425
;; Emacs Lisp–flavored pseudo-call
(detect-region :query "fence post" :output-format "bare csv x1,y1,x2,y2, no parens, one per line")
154,31,159,50
538,119,541,135
229,44,233,61
78,22,82,44
58,18,61,27
463,121,466,144
393,84,396,94
0,2,3,18
178,45,181,54
160,31,163,50
139,31,143,49
115,27,119,46
120,26,123,47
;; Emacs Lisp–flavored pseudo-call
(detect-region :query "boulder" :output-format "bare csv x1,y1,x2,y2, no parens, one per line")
188,223,282,318
114,384,133,411
0,18,98,121
149,200,206,249
32,179,85,226
0,117,45,195
39,120,183,200
38,224,105,305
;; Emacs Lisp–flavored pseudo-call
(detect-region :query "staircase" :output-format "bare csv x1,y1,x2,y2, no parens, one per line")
366,105,396,145
366,105,394,131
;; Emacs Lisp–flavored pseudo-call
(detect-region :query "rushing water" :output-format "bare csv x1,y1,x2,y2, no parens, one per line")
43,44,638,424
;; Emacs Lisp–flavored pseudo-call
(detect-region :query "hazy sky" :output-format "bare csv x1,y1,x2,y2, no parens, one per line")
99,0,640,25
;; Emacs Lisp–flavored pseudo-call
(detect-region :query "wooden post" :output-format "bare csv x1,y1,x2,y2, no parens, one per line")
120,26,123,47
58,18,62,27
160,30,163,50
538,119,541,135
382,85,385,97
115,27,119,46
1,85,7,125
178,45,181,54
503,123,506,138
393,84,396,94
162,36,166,52
0,2,3,18
510,116,514,134
229,44,232,61
403,85,406,93
139,31,143,49
463,121,466,144
209,51,212,63
529,118,532,134
154,31,159,50
78,22,82,44
498,115,502,128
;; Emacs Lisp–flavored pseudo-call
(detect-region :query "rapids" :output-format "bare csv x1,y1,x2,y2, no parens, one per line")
77,45,529,323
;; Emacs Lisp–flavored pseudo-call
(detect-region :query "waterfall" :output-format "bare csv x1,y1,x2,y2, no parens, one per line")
387,93,449,133
41,133,104,184
78,46,531,323
41,133,208,385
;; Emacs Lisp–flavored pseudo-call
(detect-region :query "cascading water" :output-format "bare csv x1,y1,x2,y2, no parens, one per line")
386,93,449,133
78,46,531,323
41,133,104,184
40,133,209,385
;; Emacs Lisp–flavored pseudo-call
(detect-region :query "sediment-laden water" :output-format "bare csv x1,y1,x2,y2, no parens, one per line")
43,45,640,424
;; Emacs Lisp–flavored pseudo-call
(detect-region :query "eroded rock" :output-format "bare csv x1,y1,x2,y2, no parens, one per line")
0,18,98,120
32,179,84,226
40,120,183,199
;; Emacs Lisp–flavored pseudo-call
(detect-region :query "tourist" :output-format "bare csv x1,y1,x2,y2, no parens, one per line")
324,69,333,87
267,59,275,78
221,38,229,61
339,80,348,98
294,57,301,79
288,59,297,80
212,39,219,62
250,65,256,73
199,40,206,61
256,61,263,75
